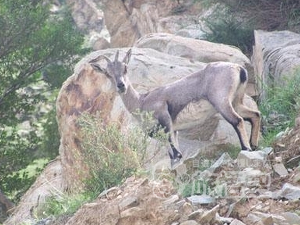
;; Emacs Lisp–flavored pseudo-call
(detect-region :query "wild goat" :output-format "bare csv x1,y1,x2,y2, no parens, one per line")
89,49,261,166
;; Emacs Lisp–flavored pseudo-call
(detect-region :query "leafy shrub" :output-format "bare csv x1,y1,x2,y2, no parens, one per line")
38,112,168,219
259,68,300,145
40,192,92,218
202,0,300,32
202,5,254,53
78,113,149,193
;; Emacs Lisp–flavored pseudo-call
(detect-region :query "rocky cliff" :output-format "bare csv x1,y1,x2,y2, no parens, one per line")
4,1,300,224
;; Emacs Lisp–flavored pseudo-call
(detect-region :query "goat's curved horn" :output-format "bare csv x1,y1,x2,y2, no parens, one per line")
123,49,132,64
89,55,111,64
114,50,119,62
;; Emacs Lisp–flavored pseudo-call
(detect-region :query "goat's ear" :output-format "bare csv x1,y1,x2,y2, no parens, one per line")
90,63,110,77
123,49,132,65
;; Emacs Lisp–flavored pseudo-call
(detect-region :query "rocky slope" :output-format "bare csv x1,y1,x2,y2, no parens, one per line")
4,0,300,224
55,146,300,225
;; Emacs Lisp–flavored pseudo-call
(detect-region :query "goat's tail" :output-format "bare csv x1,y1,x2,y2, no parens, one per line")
239,67,248,84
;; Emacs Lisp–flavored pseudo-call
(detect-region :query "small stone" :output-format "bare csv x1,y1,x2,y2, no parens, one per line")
200,204,219,223
188,209,204,221
180,220,198,225
169,211,181,222
119,196,139,210
247,213,261,224
163,194,179,205
230,219,247,225
182,202,194,215
261,216,273,225
187,195,215,205
261,205,270,213
98,186,119,199
84,202,98,208
273,163,289,177
255,204,263,211
120,207,145,218
282,212,300,224
280,183,300,200
262,147,273,155
139,178,149,186
216,213,233,224
250,212,288,225
237,168,264,187
293,168,300,183
274,156,283,163
175,199,186,207
237,151,267,169
171,222,180,225
208,152,233,173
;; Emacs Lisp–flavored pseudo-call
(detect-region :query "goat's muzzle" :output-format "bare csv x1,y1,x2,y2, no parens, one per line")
117,82,126,93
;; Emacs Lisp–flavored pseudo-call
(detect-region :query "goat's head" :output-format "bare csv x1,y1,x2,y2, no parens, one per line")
89,49,132,94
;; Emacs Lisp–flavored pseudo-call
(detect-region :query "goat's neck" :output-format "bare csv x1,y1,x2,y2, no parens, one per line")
120,82,141,113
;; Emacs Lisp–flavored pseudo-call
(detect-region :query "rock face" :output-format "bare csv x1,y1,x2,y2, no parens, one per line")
0,191,14,223
65,178,181,225
66,0,103,33
52,146,300,225
135,33,250,66
101,0,202,47
4,159,64,225
252,30,300,98
56,51,134,189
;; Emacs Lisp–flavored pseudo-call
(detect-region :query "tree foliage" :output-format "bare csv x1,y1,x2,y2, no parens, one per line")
203,6,254,53
0,0,85,201
201,0,300,54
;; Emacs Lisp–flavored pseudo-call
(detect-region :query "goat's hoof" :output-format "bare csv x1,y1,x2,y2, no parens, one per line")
241,148,253,152
171,157,182,170
251,145,258,151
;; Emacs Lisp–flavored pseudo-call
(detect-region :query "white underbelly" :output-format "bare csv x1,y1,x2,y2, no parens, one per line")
173,99,218,131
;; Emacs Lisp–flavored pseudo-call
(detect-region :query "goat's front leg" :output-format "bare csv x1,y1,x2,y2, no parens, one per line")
157,112,183,164
168,130,182,161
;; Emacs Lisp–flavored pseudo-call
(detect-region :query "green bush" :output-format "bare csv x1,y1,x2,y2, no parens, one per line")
202,6,254,53
201,0,300,33
37,112,167,219
259,68,300,145
78,113,149,194
40,192,92,218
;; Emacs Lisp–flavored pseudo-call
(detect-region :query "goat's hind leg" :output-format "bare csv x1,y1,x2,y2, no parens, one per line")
213,100,252,151
236,104,261,150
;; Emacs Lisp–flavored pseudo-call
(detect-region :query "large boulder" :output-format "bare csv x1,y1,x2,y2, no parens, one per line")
134,33,256,96
252,30,300,98
101,0,203,47
135,33,250,66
